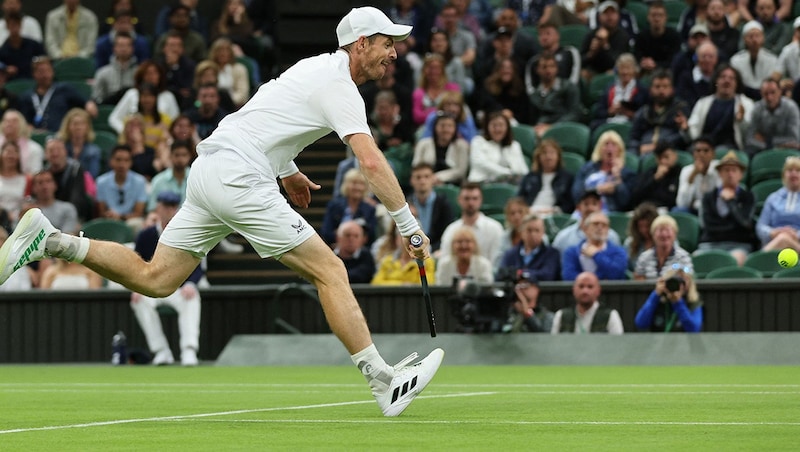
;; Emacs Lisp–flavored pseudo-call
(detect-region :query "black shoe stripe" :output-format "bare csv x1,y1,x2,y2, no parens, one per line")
391,386,400,404
390,376,419,404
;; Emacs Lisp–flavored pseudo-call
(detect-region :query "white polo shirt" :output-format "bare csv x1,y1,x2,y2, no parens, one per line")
197,50,372,178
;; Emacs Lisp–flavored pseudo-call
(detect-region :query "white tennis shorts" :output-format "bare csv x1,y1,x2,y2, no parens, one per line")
159,149,317,259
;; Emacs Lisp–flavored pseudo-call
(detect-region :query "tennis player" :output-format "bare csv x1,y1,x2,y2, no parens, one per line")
0,6,443,417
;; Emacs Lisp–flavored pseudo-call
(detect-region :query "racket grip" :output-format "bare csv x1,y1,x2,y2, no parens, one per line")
410,234,423,248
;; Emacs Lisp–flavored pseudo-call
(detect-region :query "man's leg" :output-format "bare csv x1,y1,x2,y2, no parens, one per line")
163,286,201,365
130,294,174,365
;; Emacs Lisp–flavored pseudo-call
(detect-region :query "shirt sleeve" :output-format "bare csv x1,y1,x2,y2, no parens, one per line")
312,78,371,142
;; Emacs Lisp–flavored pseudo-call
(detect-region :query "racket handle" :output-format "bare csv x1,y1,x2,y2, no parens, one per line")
410,234,423,248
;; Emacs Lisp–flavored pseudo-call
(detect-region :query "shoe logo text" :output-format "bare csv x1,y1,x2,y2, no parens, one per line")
13,229,46,272
390,376,418,404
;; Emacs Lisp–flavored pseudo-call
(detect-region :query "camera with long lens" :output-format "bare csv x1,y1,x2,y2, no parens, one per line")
664,275,684,293
449,268,516,333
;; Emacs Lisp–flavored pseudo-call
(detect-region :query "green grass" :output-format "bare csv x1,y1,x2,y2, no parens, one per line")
1,365,798,451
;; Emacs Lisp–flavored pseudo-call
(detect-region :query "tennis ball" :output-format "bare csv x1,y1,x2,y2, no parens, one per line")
778,248,798,268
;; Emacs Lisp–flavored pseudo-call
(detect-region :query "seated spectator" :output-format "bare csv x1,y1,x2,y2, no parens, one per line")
190,60,236,113
674,40,718,107
371,224,435,286
334,220,376,284
624,202,659,272
518,139,575,215
472,26,524,92
627,69,690,156
206,37,250,108
467,111,528,184
130,190,202,366
0,64,18,118
56,108,102,179
484,9,538,68
0,12,44,80
44,0,98,60
751,0,791,55
775,18,800,84
498,213,561,282
562,211,628,280
0,227,32,290
135,83,173,152
587,0,640,44
498,196,532,259
635,266,703,332
210,0,256,52
109,61,181,134
633,214,693,279
95,145,148,232
435,226,494,286
0,141,30,226
0,109,43,175
182,84,228,140
411,112,469,185
155,31,198,110
385,0,434,54
411,53,461,126
697,151,755,265
40,260,102,289
18,56,97,133
439,183,506,264
527,52,583,138
631,142,682,211
672,24,711,80
676,0,709,42
591,53,649,129
419,90,478,143
730,21,778,98
118,114,163,180
42,137,94,223
551,271,624,334
153,4,206,64
745,78,800,155
407,163,454,253
475,57,530,125
359,59,413,123
572,130,636,212
508,270,554,333
706,0,740,62
553,189,622,252
0,0,43,45
98,0,146,36
756,156,800,251
524,22,581,87
675,136,720,215
434,3,478,69
147,140,192,212
165,113,200,158
154,0,209,42
634,1,681,74
423,28,474,96
580,25,627,81
94,9,150,69
369,90,415,151
320,168,377,246
92,31,139,106
21,169,79,234
685,64,754,151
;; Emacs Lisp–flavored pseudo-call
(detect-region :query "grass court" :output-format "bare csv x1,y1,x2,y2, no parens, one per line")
1,365,797,450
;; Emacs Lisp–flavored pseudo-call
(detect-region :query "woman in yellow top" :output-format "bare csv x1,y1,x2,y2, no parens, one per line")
371,224,435,286
137,84,172,155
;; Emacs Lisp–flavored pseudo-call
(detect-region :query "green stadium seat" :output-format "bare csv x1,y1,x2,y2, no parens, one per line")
53,56,95,81
743,250,783,278
31,131,50,148
5,78,34,95
558,24,590,49
586,72,615,108
705,265,763,279
92,104,116,134
541,121,591,158
81,219,134,244
590,121,631,149
481,183,517,214
545,212,576,242
691,249,738,279
626,1,650,31
749,149,800,186
750,178,783,214
624,152,639,172
664,1,686,24
772,265,800,278
668,211,700,253
607,211,630,242
511,125,536,166
561,152,585,176
434,184,460,217
64,80,92,99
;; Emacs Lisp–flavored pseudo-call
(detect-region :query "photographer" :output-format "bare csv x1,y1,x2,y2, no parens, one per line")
508,270,553,333
635,265,703,333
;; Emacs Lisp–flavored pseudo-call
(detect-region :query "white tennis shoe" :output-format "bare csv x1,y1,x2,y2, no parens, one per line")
376,348,444,417
0,208,57,285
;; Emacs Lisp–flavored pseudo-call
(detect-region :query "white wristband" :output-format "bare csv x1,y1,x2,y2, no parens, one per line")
389,203,418,237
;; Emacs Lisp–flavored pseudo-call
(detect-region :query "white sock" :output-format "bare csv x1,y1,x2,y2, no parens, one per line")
45,232,90,264
351,344,394,394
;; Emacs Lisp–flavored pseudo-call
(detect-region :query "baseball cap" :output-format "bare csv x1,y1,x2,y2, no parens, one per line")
156,191,181,206
794,16,800,29
689,23,709,36
598,1,619,12
495,26,513,38
336,6,412,47
742,20,763,36
579,189,602,203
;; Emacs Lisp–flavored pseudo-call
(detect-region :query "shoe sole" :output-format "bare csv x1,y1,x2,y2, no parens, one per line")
0,208,38,284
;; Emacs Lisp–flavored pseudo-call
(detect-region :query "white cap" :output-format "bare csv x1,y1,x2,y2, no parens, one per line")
742,20,764,36
598,0,619,12
336,7,413,47
793,16,800,29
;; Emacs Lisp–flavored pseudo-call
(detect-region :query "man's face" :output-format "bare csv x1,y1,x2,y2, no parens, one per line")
31,172,56,200
2,0,20,15
715,68,738,98
649,77,674,104
337,224,366,255
599,7,619,30
692,141,715,165
32,60,54,87
458,188,482,216
582,213,610,243
537,26,558,50
657,149,677,168
756,0,776,22
761,81,782,109
707,0,726,23
164,36,184,58
359,35,397,82
492,35,513,58
198,87,220,110
744,29,764,53
496,8,518,31
439,7,459,31
536,58,558,83
170,146,192,170
113,36,134,61
577,196,602,218
520,219,545,249
572,273,601,307
718,164,743,187
647,6,666,30
169,8,191,30
113,16,134,34
109,150,133,174
653,224,676,247
45,140,68,168
410,167,434,194
696,43,718,75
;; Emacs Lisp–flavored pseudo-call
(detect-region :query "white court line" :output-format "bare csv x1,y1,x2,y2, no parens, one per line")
0,392,495,435
2,383,799,388
2,389,799,396
182,419,800,427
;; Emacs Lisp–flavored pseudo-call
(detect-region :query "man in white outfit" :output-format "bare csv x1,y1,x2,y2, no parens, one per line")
0,6,443,417
130,191,201,366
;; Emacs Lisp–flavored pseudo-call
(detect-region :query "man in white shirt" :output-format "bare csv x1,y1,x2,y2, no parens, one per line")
675,136,720,215
730,21,778,97
0,6,442,418
0,0,42,45
438,182,505,266
551,271,624,334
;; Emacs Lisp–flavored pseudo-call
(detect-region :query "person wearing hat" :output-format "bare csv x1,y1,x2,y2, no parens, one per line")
774,16,800,83
745,78,800,154
730,20,778,97
670,22,712,81
0,6,442,417
676,0,710,43
706,0,739,63
674,40,718,106
580,1,631,78
508,268,554,333
588,0,639,47
130,190,203,366
697,150,756,266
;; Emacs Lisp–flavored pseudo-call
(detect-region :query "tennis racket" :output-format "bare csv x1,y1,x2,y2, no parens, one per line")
410,234,436,337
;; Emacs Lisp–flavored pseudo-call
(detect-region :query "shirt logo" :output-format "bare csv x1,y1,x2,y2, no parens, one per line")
291,220,306,234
